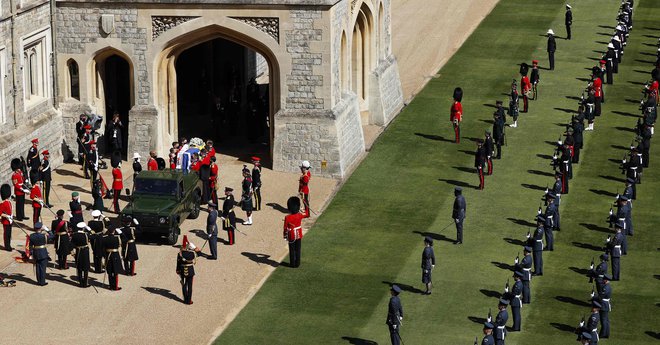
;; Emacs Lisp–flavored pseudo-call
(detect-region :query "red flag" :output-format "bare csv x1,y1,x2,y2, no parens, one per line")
24,236,30,259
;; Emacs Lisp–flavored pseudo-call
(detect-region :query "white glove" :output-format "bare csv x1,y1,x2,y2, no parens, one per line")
454,219,459,223
431,265,435,269
133,218,139,225
220,217,226,221
42,226,50,232
115,229,123,235
68,212,73,218
85,226,92,231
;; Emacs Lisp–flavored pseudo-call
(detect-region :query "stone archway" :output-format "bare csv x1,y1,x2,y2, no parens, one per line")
352,2,375,122
155,25,281,163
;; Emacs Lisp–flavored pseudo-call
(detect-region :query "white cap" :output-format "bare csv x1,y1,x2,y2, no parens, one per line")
77,222,86,229
133,152,141,159
187,241,197,250
566,4,571,8
615,25,623,31
91,210,101,218
547,29,554,35
301,160,311,168
608,43,615,48
613,36,620,41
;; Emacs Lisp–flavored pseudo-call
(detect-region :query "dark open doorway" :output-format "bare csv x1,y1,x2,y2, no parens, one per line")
103,55,131,159
175,37,271,158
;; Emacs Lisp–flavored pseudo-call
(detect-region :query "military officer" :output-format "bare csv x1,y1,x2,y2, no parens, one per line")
71,222,91,287
29,181,43,228
530,60,540,100
177,235,199,305
206,201,219,260
12,158,28,221
592,68,603,117
251,157,262,211
209,156,219,205
69,192,84,225
511,271,523,331
589,253,608,292
39,150,52,207
450,87,463,144
482,322,495,345
604,45,616,84
607,221,624,281
520,246,533,303
221,187,237,245
587,300,601,344
508,80,520,128
421,236,435,294
484,130,494,175
493,102,506,159
529,216,544,276
598,274,612,338
103,227,123,290
622,146,641,187
494,299,509,345
612,196,629,255
86,139,99,184
76,114,89,166
623,177,635,201
547,29,556,70
565,4,573,40
132,152,142,183
50,210,70,270
30,222,52,286
91,178,104,212
283,196,305,268
0,184,13,251
88,210,108,273
640,124,652,168
120,218,139,276
475,140,486,190
386,285,403,345
299,160,312,218
453,186,466,244
241,167,254,225
520,63,531,113
544,193,558,251
26,138,41,184
111,160,123,213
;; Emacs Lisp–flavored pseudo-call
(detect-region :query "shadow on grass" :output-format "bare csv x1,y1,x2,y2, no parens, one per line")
550,322,577,333
615,126,635,133
569,266,590,276
537,153,553,160
599,175,626,183
608,158,622,164
654,274,660,280
634,68,650,73
491,261,515,271
241,252,279,267
576,77,591,82
572,242,604,252
554,107,577,114
635,59,655,64
507,218,536,228
479,119,495,125
628,80,647,86
598,25,616,30
528,169,554,177
565,95,581,101
341,337,378,345
412,230,454,244
462,136,482,143
483,103,498,109
522,183,546,191
580,223,612,234
480,289,500,298
625,98,641,104
611,144,629,150
503,237,526,246
453,166,476,173
265,202,289,214
468,316,487,325
589,189,617,197
594,41,609,45
640,52,657,57
438,178,478,190
555,295,590,307
611,110,640,118
414,132,455,143
142,286,183,303
645,331,660,340
382,281,425,295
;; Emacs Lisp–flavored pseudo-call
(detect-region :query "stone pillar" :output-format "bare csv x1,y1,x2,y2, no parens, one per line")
128,105,159,160
369,55,404,126
59,101,94,162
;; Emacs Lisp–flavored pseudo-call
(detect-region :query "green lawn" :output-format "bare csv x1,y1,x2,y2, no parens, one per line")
216,0,660,343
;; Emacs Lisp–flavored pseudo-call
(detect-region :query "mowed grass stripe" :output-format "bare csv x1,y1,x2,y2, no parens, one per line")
217,0,659,344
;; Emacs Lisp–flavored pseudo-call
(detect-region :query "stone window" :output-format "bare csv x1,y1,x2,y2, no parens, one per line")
0,46,6,124
21,27,51,110
67,59,80,100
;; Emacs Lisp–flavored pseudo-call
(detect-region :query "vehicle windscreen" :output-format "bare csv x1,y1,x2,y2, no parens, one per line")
134,178,177,196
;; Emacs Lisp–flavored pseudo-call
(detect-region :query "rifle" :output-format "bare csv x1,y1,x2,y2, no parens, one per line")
474,336,478,345
588,257,595,283
504,279,510,294
487,308,492,323
607,206,614,228
514,252,520,265
537,203,543,215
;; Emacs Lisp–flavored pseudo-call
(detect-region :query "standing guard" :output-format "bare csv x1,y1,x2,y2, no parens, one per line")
493,102,506,159
386,285,403,345
51,210,70,270
1,184,13,251
12,158,28,221
520,246,533,303
587,300,601,344
494,299,509,345
565,4,572,39
206,201,219,260
547,29,556,70
251,157,262,211
132,152,142,183
520,63,531,113
30,181,43,227
177,235,199,305
484,130,494,175
453,187,466,244
530,60,540,100
572,117,584,163
589,253,608,293
529,216,544,276
209,156,219,206
607,221,624,281
30,222,51,286
475,140,486,190
88,210,108,273
40,150,52,207
482,322,495,345
450,87,463,143
241,167,254,225
103,227,123,291
71,222,91,287
111,161,123,213
120,218,139,276
69,192,84,225
76,114,89,167
26,138,41,184
510,271,523,331
508,80,520,128
421,236,435,295
299,160,312,218
598,274,612,339
221,187,237,245
284,196,305,268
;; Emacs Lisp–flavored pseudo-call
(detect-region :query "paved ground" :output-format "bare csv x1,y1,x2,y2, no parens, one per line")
392,0,500,101
0,156,336,345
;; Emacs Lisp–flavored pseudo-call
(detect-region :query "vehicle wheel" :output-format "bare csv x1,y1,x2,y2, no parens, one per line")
167,228,179,246
188,190,201,219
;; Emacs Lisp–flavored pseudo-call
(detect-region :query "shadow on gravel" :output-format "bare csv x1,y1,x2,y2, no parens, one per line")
265,202,289,214
241,252,280,267
142,286,183,303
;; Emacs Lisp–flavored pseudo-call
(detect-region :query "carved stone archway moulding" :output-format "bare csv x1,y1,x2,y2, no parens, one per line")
229,17,280,43
152,16,200,40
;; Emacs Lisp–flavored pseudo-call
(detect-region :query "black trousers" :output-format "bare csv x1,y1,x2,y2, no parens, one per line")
208,232,218,259
112,189,121,213
93,254,103,273
388,324,401,345
2,223,11,251
566,24,571,39
288,239,302,268
572,146,581,163
43,180,51,205
253,187,261,211
595,97,602,116
611,257,620,280
202,180,210,203
33,207,41,226
496,143,502,159
548,51,555,70
512,305,521,331
77,266,89,287
181,275,193,304
455,219,464,242
15,195,26,220
123,259,135,275
108,271,119,290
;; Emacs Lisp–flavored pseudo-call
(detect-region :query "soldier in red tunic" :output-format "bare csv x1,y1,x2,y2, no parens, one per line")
450,87,463,144
520,63,531,113
147,150,158,171
592,67,603,117
209,156,219,206
30,181,43,227
283,196,305,268
299,160,312,218
0,184,13,251
111,161,123,213
11,158,28,221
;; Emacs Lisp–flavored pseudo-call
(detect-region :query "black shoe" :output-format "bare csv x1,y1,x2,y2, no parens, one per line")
40,282,49,286
454,241,462,245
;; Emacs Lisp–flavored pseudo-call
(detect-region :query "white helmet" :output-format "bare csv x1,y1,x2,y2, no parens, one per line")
301,160,311,169
133,152,141,159
547,29,554,35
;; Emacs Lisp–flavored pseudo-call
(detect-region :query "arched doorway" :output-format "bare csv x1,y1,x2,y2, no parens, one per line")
92,50,133,158
175,38,270,152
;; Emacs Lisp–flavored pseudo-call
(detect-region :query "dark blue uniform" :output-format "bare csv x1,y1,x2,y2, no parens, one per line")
51,218,70,269
177,249,197,304
252,166,262,211
386,294,403,345
207,207,219,260
121,225,139,275
511,278,523,331
421,245,435,287
103,232,123,290
71,230,91,287
495,307,508,345
222,193,237,245
587,311,600,344
453,189,466,243
530,225,544,275
29,231,50,285
608,231,623,280
598,283,612,338
520,253,532,303
544,203,557,251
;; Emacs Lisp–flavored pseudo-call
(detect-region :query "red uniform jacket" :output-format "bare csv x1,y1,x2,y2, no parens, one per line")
191,160,201,172
12,171,25,196
112,167,123,190
593,78,603,98
299,171,311,194
210,163,218,188
208,147,216,158
30,184,42,209
521,76,531,93
0,200,12,225
450,101,463,122
283,212,305,241
147,158,158,171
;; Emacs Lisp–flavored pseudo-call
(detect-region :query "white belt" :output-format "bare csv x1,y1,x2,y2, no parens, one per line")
523,268,532,271
614,245,621,248
514,294,521,298
536,240,543,242
592,329,598,333
630,167,637,170
497,326,506,329
546,215,553,218
602,298,610,301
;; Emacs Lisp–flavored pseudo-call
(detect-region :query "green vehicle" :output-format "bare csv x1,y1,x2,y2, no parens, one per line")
120,170,202,245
